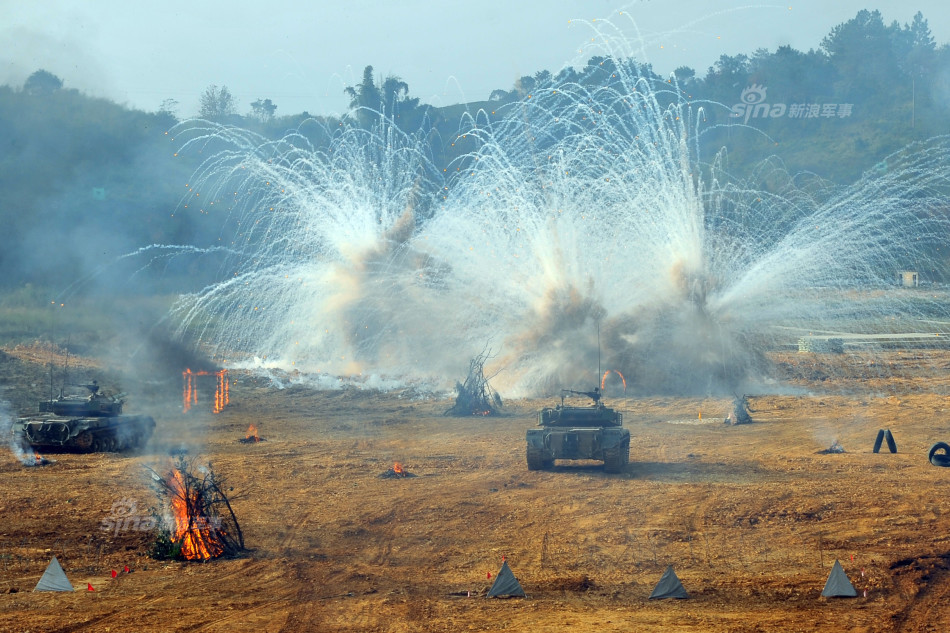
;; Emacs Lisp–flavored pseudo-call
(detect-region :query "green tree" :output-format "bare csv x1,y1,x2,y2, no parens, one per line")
380,77,414,114
555,67,579,84
23,69,63,96
344,65,420,129
159,98,179,117
746,45,833,102
673,66,695,84
579,56,617,86
199,84,236,120
249,98,277,122
514,74,536,97
344,65,382,128
820,10,903,102
900,12,937,77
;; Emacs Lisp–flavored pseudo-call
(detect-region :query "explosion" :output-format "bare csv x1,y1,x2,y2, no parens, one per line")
166,55,950,397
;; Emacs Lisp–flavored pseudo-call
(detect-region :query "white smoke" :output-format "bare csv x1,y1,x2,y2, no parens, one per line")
0,399,38,466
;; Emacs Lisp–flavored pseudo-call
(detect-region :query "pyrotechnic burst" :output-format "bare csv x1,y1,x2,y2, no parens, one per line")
164,29,950,396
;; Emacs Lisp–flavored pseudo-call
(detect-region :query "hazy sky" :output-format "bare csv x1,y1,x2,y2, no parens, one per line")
2,1,948,118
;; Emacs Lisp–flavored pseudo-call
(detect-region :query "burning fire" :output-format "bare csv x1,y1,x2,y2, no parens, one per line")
24,451,52,467
182,369,230,413
168,469,225,561
238,424,266,443
601,369,627,391
12,440,53,466
379,461,416,478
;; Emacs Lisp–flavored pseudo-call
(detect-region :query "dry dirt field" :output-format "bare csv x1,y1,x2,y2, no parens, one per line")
2,347,950,632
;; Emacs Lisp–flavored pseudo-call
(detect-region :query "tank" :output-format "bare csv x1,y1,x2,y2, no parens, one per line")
527,388,630,473
16,381,155,452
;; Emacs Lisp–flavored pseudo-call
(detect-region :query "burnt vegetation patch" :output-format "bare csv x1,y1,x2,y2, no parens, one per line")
444,350,503,417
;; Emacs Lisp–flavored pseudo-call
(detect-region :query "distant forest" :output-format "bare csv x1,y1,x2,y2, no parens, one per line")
1,9,948,294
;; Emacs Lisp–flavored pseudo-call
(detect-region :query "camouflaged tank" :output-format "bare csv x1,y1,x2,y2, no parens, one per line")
16,382,155,452
527,388,629,473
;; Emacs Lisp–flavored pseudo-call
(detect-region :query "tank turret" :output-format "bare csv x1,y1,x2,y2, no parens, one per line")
17,381,155,453
39,381,123,417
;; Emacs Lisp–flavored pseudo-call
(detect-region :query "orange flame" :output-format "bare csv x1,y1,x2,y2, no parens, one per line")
182,369,230,413
600,369,627,391
392,462,404,475
245,424,260,441
168,469,225,561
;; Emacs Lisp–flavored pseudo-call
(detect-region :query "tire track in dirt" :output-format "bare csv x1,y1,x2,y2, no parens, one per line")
42,559,279,633
276,507,398,632
45,610,125,633
180,596,297,633
173,557,301,632
277,561,330,633
891,554,950,632
271,503,327,632
277,507,316,554
368,509,397,567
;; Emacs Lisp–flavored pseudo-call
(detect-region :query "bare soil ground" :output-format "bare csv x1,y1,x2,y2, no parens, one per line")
2,347,950,632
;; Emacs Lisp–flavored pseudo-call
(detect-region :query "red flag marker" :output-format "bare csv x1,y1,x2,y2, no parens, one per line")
124,565,130,573
87,583,95,591
111,570,117,578
487,572,491,580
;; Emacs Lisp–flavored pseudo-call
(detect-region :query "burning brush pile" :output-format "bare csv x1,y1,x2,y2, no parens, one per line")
239,424,266,443
148,454,245,561
378,461,417,479
818,439,846,454
444,350,503,417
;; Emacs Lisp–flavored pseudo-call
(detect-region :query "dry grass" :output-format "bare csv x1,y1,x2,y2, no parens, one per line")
1,350,950,631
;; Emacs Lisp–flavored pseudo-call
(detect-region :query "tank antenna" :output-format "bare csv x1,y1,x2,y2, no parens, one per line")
61,333,71,397
47,347,54,403
597,320,602,386
48,301,56,403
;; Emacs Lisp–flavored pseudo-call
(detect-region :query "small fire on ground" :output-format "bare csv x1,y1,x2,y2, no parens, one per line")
21,451,54,467
379,461,417,479
818,439,846,454
12,441,55,467
238,424,266,443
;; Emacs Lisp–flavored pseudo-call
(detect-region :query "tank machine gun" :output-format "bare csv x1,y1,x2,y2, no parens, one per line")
561,388,602,404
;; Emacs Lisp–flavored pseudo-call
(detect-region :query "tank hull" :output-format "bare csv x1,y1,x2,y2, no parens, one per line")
526,426,630,472
527,403,630,472
17,414,155,452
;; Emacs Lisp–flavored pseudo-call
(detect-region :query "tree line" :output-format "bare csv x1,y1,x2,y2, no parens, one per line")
0,9,947,293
